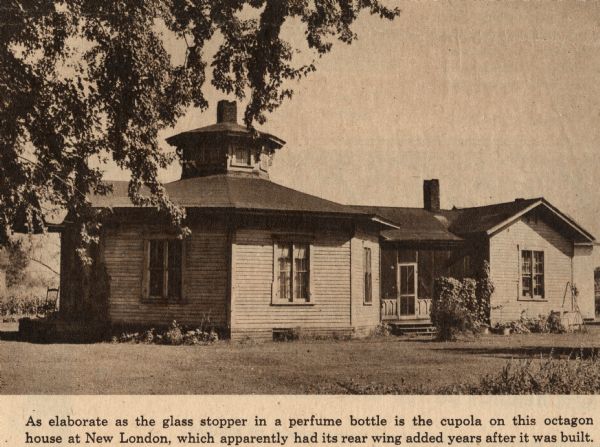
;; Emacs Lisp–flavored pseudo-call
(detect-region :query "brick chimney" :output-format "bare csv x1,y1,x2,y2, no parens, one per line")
423,179,440,212
217,100,237,124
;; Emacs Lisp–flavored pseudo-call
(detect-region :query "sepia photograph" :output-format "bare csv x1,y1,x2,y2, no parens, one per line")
1,0,600,395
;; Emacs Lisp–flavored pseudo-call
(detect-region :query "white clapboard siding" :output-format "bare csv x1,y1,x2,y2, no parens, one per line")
350,228,381,335
489,217,573,322
231,229,352,339
572,244,595,319
103,225,228,327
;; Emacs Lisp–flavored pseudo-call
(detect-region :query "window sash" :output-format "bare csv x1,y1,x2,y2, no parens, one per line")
521,250,544,299
277,244,292,301
147,239,183,300
363,247,372,304
232,147,252,166
275,242,310,303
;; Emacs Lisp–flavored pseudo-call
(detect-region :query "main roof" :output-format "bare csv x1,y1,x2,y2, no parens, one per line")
89,175,384,221
88,181,594,243
352,198,595,243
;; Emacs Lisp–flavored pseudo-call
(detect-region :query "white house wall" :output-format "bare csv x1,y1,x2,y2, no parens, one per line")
572,244,595,319
103,224,229,327
489,217,574,322
350,227,381,335
230,228,353,340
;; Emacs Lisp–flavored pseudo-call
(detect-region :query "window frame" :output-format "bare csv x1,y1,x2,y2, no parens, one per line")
231,146,253,167
142,237,185,303
363,246,373,305
520,249,545,300
197,146,221,164
272,240,313,305
259,151,271,172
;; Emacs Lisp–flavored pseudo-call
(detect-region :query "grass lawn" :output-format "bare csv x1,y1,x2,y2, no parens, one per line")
1,324,599,394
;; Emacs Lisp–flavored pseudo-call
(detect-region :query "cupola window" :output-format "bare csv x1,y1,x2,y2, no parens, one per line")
232,147,252,167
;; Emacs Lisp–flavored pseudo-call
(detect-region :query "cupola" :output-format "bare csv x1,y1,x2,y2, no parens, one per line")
166,100,285,180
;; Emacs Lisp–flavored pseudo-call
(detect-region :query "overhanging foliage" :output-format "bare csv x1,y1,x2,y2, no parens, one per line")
0,0,399,245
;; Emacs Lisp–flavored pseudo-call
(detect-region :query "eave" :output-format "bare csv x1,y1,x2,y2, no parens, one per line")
486,199,595,243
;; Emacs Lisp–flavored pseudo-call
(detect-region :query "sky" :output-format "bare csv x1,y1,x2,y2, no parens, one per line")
104,1,600,238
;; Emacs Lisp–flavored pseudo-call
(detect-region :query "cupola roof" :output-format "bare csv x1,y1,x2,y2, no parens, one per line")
166,100,285,149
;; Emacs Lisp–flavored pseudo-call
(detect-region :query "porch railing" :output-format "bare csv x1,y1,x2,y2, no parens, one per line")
381,298,398,320
416,298,432,319
381,298,432,320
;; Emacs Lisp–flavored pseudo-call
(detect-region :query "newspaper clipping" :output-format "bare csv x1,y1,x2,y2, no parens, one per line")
1,0,599,446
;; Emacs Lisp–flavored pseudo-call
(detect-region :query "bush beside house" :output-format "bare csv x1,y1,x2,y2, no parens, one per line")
431,262,493,341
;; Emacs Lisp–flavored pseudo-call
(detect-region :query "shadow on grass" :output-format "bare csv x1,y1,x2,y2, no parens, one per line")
0,329,20,341
0,328,101,344
433,345,599,359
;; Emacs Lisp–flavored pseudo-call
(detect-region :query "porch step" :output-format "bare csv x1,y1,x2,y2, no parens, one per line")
388,321,437,337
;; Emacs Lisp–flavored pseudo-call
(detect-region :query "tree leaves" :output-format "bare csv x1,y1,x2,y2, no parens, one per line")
0,0,399,247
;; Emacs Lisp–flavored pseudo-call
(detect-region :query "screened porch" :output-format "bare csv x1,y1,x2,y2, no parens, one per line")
380,244,479,322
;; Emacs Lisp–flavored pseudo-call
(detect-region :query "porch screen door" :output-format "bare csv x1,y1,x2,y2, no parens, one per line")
399,263,417,318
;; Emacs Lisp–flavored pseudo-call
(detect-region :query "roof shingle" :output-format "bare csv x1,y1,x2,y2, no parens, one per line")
90,175,365,217
351,206,462,242
442,198,541,235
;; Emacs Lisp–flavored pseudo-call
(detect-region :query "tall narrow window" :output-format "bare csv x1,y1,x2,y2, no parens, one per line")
149,240,165,297
363,247,372,304
533,251,544,297
146,239,183,300
521,250,544,299
275,242,310,303
277,244,292,301
167,240,182,299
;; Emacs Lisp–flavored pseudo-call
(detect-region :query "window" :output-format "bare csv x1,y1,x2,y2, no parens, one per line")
380,247,397,300
197,147,220,163
259,152,270,171
274,242,310,303
363,247,372,304
145,239,183,300
232,147,252,166
521,250,544,299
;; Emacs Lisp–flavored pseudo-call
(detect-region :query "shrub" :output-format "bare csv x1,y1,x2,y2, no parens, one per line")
0,294,57,319
475,354,600,394
494,311,567,335
183,328,219,345
164,320,184,345
112,320,219,345
507,320,531,334
547,311,566,334
431,264,495,341
431,277,482,341
525,315,549,333
338,353,600,395
370,323,392,337
475,261,494,325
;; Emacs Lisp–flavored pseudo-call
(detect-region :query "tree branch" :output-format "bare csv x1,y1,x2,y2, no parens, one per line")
28,258,60,276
